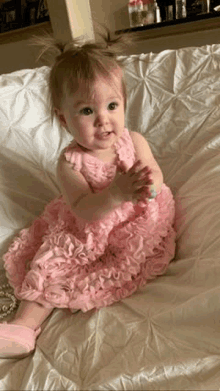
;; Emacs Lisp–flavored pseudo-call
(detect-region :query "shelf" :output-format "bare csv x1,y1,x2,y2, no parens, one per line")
0,21,52,45
115,11,220,40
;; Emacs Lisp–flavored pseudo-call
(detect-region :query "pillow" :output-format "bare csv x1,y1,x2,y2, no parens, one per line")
0,66,71,258
1,45,220,263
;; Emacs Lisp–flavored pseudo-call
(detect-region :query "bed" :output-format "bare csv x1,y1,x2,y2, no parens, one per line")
0,43,220,390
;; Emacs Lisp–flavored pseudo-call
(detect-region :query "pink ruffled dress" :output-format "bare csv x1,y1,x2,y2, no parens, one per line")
3,128,176,312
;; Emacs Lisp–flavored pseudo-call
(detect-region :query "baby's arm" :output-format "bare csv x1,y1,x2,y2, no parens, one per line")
130,131,163,195
57,154,127,221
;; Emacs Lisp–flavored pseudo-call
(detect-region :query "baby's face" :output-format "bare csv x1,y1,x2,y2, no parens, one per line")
56,75,125,154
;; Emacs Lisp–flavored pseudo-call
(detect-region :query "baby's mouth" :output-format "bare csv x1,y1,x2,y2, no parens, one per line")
97,131,113,140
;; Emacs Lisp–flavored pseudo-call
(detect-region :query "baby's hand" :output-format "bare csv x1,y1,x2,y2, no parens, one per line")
111,160,153,202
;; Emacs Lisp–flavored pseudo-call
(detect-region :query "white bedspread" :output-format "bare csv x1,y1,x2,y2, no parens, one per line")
1,44,220,390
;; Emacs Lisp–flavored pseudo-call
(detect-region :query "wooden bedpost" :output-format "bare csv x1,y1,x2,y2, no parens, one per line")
47,0,95,43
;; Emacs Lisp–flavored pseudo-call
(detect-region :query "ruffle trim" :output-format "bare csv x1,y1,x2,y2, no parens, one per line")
64,128,136,178
3,185,176,312
114,128,136,172
64,143,83,171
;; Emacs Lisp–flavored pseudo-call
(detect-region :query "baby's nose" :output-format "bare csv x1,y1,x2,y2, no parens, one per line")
95,112,109,127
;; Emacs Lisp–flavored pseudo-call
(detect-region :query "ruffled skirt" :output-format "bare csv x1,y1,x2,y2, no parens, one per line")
3,184,176,312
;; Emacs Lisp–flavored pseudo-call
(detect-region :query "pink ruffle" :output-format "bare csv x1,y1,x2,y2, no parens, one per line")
4,185,176,312
3,129,176,312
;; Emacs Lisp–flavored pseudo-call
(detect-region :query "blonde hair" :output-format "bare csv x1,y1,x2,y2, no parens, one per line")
32,28,134,120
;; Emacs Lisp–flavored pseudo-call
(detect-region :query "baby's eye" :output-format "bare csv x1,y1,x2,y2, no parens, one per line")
108,102,118,111
80,107,93,116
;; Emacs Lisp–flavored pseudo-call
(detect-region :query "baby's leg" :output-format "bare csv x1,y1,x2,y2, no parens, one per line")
0,301,54,358
11,300,53,330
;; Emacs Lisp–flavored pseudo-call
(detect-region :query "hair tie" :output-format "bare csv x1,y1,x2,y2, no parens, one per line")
149,184,157,200
61,42,82,54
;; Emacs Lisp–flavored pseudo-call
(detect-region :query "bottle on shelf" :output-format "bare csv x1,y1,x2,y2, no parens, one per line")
154,0,162,23
182,0,187,17
128,0,144,28
198,0,210,14
128,0,137,28
165,0,174,20
142,0,155,25
176,0,187,19
188,0,210,16
176,0,182,18
137,0,144,25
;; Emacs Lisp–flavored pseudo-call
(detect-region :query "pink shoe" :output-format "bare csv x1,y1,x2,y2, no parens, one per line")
0,324,41,359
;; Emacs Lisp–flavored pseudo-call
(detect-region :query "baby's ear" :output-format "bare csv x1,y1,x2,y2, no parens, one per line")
54,108,67,128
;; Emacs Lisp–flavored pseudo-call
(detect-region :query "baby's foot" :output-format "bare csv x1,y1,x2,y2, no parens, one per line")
0,323,41,359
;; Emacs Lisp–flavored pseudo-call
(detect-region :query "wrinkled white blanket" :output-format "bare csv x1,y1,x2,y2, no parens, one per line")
1,44,220,390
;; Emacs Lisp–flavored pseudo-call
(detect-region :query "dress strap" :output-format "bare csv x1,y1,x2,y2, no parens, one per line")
64,128,136,172
115,128,137,171
64,143,83,171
